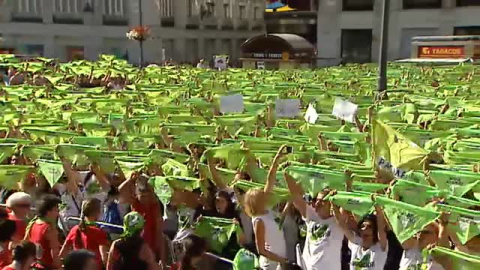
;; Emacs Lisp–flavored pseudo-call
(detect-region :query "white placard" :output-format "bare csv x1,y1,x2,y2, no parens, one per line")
257,61,265,70
332,97,358,123
220,95,244,113
214,55,228,70
304,103,318,124
276,99,300,118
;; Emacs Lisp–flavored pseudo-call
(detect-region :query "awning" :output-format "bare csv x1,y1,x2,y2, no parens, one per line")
266,5,297,12
395,58,474,64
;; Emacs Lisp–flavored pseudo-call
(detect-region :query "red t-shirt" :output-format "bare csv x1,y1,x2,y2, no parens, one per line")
1,266,14,270
0,248,12,269
27,222,53,268
132,200,160,256
65,225,109,267
8,213,26,241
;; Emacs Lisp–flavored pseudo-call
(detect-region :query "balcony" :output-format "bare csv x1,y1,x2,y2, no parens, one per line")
186,15,200,29
52,0,84,24
11,0,43,23
237,19,249,30
53,12,83,24
221,18,233,30
103,14,128,26
103,0,128,25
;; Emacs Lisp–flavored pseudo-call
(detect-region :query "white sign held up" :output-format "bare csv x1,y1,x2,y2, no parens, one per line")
276,99,300,118
304,104,319,124
220,95,244,113
332,97,358,123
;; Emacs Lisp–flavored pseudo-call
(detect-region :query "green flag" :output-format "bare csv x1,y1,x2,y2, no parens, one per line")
0,165,34,190
0,143,17,164
429,246,480,270
56,144,96,167
194,216,239,254
428,170,480,197
148,176,172,205
165,176,201,191
233,180,290,206
435,204,480,245
161,159,190,177
115,156,149,179
37,159,65,187
21,145,56,162
376,196,440,243
233,249,259,270
326,191,374,218
391,180,442,206
284,165,346,196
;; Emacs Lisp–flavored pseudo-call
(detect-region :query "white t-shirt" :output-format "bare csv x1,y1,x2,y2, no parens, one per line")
252,211,287,268
303,205,344,270
400,248,444,270
348,236,388,270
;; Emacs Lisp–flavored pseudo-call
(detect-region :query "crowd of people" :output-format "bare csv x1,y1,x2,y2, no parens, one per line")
0,55,479,270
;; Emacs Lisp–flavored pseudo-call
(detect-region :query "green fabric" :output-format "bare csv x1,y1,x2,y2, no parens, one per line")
122,211,145,238
148,176,172,205
429,246,480,270
204,144,250,170
56,144,96,167
435,204,480,245
284,165,346,196
0,143,17,164
161,159,190,177
115,156,149,179
233,248,259,270
233,180,290,206
376,196,440,244
0,165,34,189
165,176,201,191
194,216,239,254
21,145,56,162
37,159,65,187
428,170,480,197
326,191,374,218
391,180,442,206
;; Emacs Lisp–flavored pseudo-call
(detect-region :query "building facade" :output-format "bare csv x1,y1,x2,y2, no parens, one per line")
317,0,480,66
0,0,265,65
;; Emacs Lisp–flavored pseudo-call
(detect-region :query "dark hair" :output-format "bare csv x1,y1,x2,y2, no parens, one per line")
357,214,379,244
75,198,101,248
12,241,36,262
0,207,8,220
0,219,16,242
181,234,207,270
215,190,237,219
64,249,96,270
36,194,61,217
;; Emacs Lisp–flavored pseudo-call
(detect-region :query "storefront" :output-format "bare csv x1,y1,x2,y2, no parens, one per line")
240,34,315,69
410,35,480,60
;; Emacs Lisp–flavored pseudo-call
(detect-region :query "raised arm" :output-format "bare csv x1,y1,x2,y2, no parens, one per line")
374,203,388,251
90,163,111,192
332,203,356,242
437,212,450,248
284,171,307,218
265,145,288,195
206,154,227,190
118,172,138,205
60,157,80,195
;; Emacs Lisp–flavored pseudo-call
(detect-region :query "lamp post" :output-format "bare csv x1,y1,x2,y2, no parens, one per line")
139,0,144,67
377,0,390,94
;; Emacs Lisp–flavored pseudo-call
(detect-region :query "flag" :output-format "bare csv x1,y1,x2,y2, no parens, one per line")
391,180,442,206
161,159,190,177
149,176,172,205
429,246,480,270
115,156,149,179
326,191,374,218
372,120,430,179
233,180,290,206
284,165,346,196
233,249,259,270
435,204,480,245
165,176,201,191
194,216,239,254
0,143,17,164
428,170,480,197
0,165,34,189
375,196,440,243
37,159,65,187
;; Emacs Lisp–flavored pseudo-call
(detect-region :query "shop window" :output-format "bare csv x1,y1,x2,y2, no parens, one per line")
341,29,372,63
343,0,374,11
403,0,442,9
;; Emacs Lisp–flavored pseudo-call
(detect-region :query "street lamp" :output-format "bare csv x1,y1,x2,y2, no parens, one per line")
377,0,390,96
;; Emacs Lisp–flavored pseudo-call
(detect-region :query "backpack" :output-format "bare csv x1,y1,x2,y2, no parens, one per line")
233,248,260,270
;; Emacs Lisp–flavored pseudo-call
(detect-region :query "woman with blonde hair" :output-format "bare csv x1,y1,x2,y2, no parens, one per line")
243,146,293,270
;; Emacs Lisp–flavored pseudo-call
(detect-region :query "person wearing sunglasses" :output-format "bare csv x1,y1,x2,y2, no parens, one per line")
6,192,32,244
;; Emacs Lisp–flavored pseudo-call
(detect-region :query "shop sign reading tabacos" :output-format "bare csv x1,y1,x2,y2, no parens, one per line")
418,46,465,58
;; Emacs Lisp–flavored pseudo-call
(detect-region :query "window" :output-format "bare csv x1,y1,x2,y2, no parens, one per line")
20,44,44,56
53,0,80,13
13,0,42,14
159,0,174,17
403,0,442,9
457,0,480,6
454,26,480,35
253,6,260,20
104,0,125,16
341,29,372,63
67,46,84,61
223,4,231,19
239,5,246,19
343,0,374,11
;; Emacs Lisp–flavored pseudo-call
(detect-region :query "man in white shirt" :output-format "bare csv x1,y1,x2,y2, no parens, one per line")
284,172,345,270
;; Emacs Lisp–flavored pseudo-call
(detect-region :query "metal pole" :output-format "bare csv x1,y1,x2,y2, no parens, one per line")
377,0,390,93
139,0,144,67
